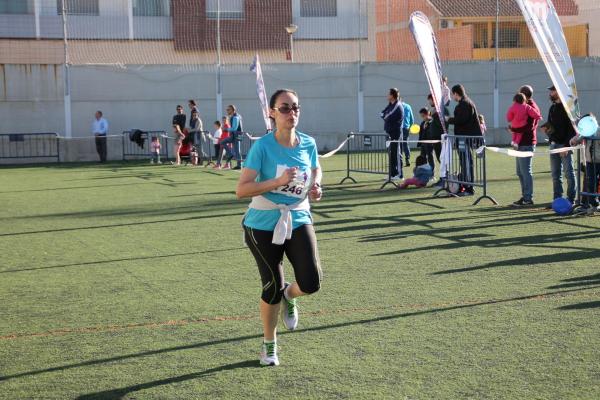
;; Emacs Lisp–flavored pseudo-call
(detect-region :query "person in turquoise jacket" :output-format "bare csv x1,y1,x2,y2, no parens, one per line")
401,100,414,167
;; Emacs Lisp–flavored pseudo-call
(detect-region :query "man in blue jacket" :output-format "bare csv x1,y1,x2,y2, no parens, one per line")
401,100,414,167
381,88,404,180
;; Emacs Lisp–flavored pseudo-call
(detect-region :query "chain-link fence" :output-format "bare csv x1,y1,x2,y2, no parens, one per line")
0,0,599,151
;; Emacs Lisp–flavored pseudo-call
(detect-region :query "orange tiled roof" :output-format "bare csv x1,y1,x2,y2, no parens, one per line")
427,0,578,18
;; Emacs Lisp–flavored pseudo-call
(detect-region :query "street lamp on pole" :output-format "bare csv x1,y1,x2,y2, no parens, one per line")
285,24,298,62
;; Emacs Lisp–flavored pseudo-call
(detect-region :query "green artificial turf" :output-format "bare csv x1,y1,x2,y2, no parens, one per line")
0,153,599,399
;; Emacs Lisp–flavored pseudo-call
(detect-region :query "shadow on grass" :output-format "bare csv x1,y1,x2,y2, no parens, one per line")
0,212,244,238
0,247,246,274
558,301,600,310
433,248,600,275
378,228,600,260
2,286,598,384
551,273,600,310
75,360,260,400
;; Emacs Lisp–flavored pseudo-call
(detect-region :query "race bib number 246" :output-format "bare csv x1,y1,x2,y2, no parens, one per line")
272,165,311,199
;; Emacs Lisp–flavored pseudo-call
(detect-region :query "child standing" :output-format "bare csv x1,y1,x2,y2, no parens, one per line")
507,93,542,149
399,155,433,189
150,136,161,164
211,121,222,167
219,116,233,169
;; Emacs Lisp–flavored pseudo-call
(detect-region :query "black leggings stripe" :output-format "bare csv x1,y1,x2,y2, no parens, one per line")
244,224,322,305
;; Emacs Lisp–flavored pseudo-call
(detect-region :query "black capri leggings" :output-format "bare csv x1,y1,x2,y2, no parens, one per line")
244,224,322,305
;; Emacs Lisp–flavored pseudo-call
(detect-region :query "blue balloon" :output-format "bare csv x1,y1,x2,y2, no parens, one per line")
577,115,599,138
552,197,573,216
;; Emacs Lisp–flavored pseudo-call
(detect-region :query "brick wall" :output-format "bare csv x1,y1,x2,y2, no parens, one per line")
376,25,474,61
171,0,291,51
375,0,439,25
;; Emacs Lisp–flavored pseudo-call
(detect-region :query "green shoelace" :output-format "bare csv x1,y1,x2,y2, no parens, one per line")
264,342,277,357
286,297,297,317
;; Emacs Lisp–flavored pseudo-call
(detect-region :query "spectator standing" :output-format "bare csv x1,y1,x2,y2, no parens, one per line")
507,86,542,206
546,85,577,207
427,94,448,186
571,130,600,215
172,105,186,165
381,88,404,181
220,104,243,170
401,100,414,166
189,109,206,165
92,111,109,163
218,116,233,169
446,84,483,196
418,108,435,177
150,136,161,164
211,120,222,167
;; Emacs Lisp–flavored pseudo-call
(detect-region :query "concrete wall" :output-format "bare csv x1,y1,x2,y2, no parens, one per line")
1,59,600,156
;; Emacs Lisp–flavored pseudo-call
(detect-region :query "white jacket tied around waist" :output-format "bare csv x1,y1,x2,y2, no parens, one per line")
248,195,311,245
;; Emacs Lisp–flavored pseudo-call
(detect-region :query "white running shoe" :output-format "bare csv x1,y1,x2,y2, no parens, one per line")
280,283,298,331
260,341,280,367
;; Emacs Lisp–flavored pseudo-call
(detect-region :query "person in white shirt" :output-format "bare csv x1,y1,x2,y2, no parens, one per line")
212,120,222,167
92,111,109,162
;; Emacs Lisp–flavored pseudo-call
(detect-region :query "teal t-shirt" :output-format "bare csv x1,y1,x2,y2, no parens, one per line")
243,131,320,232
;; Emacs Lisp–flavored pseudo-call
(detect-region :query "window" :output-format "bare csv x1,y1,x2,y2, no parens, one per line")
0,0,32,14
492,23,521,48
206,0,244,19
133,0,168,17
57,0,99,16
300,0,336,17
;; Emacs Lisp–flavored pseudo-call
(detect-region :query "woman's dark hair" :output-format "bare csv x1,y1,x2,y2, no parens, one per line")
519,85,533,99
427,93,433,101
188,99,196,106
415,155,427,166
214,120,221,127
269,89,298,110
269,89,299,127
451,84,466,98
389,88,399,100
514,93,526,104
419,108,429,115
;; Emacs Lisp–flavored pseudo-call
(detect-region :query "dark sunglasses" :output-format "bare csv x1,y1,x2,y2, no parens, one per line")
274,104,301,114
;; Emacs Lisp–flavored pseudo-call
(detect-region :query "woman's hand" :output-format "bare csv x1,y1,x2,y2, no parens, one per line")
277,167,299,186
309,183,322,202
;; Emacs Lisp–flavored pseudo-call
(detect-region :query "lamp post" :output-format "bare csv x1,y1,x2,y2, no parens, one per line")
285,24,298,62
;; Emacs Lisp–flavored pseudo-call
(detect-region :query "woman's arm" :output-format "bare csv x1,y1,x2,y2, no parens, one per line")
309,166,323,202
236,167,297,199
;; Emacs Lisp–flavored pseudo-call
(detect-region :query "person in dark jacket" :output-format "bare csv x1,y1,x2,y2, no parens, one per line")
427,94,449,185
381,88,404,180
447,84,483,195
545,85,577,206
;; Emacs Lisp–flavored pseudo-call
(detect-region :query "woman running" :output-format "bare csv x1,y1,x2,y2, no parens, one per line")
236,89,323,367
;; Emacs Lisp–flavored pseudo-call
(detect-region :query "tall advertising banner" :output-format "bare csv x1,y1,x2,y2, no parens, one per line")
250,54,272,132
515,0,581,125
409,12,449,177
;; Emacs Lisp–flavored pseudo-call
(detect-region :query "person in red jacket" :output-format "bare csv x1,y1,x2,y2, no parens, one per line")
509,85,543,207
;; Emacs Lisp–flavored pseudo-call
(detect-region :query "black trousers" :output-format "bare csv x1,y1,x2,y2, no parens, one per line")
420,142,442,174
388,130,402,178
95,135,107,162
244,224,322,305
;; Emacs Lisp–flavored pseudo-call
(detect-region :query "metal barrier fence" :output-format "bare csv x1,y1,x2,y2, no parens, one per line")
122,130,169,161
0,133,60,162
339,132,399,190
577,136,600,212
435,135,497,205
